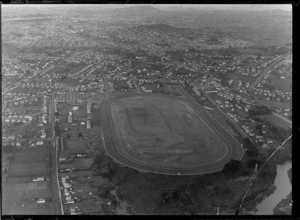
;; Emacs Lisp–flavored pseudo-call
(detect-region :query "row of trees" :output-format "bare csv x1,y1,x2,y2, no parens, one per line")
92,154,116,178
222,137,270,176
248,105,272,116
155,184,198,214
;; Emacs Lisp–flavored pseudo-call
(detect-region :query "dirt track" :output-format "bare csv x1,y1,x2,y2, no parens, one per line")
100,90,243,175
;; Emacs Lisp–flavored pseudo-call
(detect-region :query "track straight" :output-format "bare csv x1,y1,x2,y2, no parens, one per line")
174,85,244,160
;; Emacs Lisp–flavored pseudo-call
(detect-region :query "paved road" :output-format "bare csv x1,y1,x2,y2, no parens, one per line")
272,112,292,125
249,55,287,90
2,59,44,96
11,59,40,75
2,102,7,113
100,91,243,175
49,93,64,215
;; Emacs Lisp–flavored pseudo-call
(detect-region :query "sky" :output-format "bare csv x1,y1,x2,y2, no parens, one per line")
3,4,292,12
87,4,292,12
152,4,292,11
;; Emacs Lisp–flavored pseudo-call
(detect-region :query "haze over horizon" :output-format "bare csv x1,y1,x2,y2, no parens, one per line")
2,4,292,12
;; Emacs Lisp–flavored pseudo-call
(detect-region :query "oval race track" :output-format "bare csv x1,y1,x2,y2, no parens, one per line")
100,91,243,175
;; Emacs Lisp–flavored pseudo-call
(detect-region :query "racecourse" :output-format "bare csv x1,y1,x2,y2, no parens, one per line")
100,89,243,175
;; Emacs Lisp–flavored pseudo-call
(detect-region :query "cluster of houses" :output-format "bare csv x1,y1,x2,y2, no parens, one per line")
5,92,39,107
253,86,291,102
3,114,33,124
41,96,49,124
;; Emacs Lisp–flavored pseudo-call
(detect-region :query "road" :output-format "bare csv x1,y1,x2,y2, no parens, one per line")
2,102,7,113
100,91,243,175
11,59,40,75
103,77,112,98
2,59,42,93
49,93,64,215
272,112,292,125
249,55,288,90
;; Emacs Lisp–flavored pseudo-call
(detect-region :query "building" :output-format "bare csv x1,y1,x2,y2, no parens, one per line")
87,120,91,129
87,102,91,114
54,99,58,112
61,137,64,152
68,112,72,123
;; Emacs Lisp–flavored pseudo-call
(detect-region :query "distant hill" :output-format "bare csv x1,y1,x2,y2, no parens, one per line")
109,6,162,16
140,23,193,36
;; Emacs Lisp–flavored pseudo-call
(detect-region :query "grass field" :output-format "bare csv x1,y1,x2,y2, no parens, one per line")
74,102,88,120
264,77,292,92
109,95,229,169
59,158,94,169
256,113,291,129
235,48,266,55
142,84,181,96
65,140,90,152
3,123,42,139
3,182,52,215
8,148,48,177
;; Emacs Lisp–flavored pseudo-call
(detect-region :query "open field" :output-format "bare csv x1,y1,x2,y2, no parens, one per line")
65,140,90,152
59,158,94,169
235,48,266,55
110,95,227,168
256,113,291,130
142,84,181,96
8,147,49,177
2,181,52,215
3,123,42,139
100,92,243,175
73,102,88,120
264,77,292,92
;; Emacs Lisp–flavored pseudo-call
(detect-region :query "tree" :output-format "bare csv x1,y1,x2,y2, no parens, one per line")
97,185,114,197
3,145,14,153
243,138,254,150
93,154,116,178
255,123,263,135
222,160,242,176
248,105,272,116
157,184,197,214
245,149,258,158
54,124,60,137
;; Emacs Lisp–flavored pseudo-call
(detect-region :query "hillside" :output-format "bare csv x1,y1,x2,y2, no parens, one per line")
139,23,194,36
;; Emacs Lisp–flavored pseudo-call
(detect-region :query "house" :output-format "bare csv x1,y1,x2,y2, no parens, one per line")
36,198,46,204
